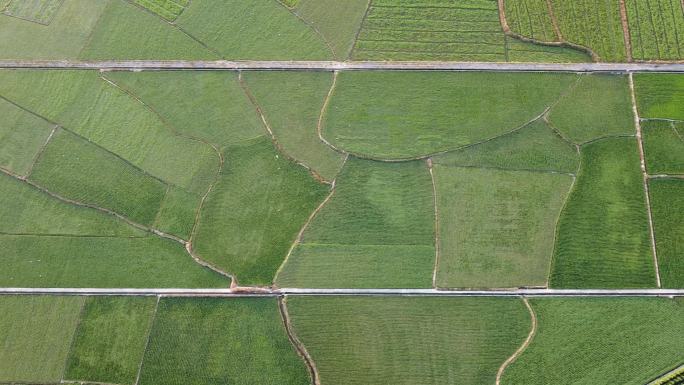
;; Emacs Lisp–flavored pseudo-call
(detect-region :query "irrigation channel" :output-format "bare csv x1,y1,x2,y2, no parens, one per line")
0,60,683,72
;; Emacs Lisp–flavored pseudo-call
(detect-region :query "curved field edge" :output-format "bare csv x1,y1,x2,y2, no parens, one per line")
501,297,684,385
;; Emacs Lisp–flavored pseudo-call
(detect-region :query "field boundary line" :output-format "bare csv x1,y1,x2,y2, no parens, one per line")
316,71,349,157
238,71,331,184
427,158,442,288
60,296,87,383
545,0,563,41
0,166,187,245
99,74,235,283
273,155,348,285
25,124,58,179
647,363,684,385
349,0,372,60
619,0,634,62
496,296,537,385
151,184,172,229
74,0,110,59
442,163,576,177
4,60,684,72
134,295,159,385
274,0,337,60
278,296,320,385
628,72,661,288
0,232,147,238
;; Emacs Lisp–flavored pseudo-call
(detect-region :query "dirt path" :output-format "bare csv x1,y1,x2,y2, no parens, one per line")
628,72,661,288
278,296,321,385
427,158,442,288
497,0,510,33
545,0,563,41
619,0,635,62
495,297,538,385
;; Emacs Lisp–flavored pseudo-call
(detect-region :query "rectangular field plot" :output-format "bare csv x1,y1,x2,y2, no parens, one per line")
3,0,64,25
626,0,684,61
276,159,435,288
287,296,531,385
351,0,507,61
133,0,189,21
138,297,310,385
550,138,655,288
502,297,684,385
635,74,684,120
0,295,83,382
650,179,684,288
433,166,573,288
65,296,156,385
505,0,558,42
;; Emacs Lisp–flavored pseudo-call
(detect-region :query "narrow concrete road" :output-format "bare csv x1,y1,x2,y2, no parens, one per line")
0,288,682,297
0,60,683,72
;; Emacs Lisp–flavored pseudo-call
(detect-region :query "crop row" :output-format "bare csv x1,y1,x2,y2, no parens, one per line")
362,18,502,31
367,5,498,22
2,0,63,25
359,29,504,44
626,0,684,60
371,0,498,9
505,0,558,42
133,0,188,21
550,0,626,61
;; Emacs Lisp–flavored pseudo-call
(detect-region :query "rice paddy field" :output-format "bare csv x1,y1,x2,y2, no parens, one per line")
0,7,684,378
0,0,681,61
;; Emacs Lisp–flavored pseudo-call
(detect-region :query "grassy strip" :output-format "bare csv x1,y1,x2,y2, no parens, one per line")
550,137,655,288
287,296,531,385
502,297,684,385
138,297,310,385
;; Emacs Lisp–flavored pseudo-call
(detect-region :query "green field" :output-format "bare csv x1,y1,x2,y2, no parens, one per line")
547,74,635,144
0,96,55,176
175,0,332,60
65,296,156,384
505,36,592,62
635,74,684,120
323,71,577,159
276,159,435,288
502,297,684,385
287,296,531,385
242,71,346,181
30,128,168,226
642,120,684,175
133,0,189,21
650,178,684,288
433,166,573,288
138,297,310,385
294,0,369,60
626,0,684,61
3,0,64,25
193,137,329,286
0,295,84,382
505,0,558,42
550,138,655,288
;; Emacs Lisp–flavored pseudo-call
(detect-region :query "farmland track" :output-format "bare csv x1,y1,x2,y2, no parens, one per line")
2,288,683,297
496,297,537,385
0,60,683,72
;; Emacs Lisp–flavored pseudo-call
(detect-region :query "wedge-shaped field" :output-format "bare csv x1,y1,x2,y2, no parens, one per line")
642,120,684,175
79,0,217,60
435,119,580,174
0,70,218,194
433,167,573,288
0,0,108,59
635,74,684,120
103,71,264,147
0,97,55,176
276,159,435,288
0,295,84,382
194,137,329,286
293,0,369,60
650,179,684,288
138,297,310,385
502,298,684,385
241,71,346,181
175,0,332,60
626,0,684,61
65,296,156,384
30,128,167,226
287,296,531,385
323,71,577,159
550,138,655,288
547,74,634,144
